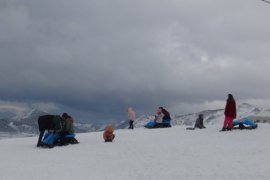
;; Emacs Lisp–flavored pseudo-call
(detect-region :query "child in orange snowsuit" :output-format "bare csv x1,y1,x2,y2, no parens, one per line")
103,125,115,142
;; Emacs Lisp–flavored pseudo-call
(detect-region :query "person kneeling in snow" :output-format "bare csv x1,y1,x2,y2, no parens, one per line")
103,125,115,142
60,113,79,145
159,107,172,127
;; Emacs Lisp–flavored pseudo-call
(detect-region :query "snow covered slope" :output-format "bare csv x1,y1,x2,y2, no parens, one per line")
0,124,270,180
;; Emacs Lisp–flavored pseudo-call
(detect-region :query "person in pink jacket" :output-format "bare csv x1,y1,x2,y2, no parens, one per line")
128,107,136,129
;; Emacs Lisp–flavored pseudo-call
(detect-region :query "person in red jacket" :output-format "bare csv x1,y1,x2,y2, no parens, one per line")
221,94,237,131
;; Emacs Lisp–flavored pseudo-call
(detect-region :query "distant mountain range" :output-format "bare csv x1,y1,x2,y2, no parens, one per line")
133,103,270,128
0,108,97,138
0,103,269,138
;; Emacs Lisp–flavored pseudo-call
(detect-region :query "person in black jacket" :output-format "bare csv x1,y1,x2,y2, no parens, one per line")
37,115,65,147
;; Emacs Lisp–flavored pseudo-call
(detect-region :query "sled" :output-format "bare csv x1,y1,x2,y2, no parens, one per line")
144,122,171,129
40,133,79,148
233,119,258,130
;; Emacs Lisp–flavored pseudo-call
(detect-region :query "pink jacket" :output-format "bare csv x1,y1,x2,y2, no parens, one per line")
128,107,136,121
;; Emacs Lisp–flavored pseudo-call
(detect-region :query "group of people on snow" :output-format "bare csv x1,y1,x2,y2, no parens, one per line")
144,107,172,128
37,113,79,148
142,93,256,131
103,93,257,143
188,94,257,131
37,93,258,147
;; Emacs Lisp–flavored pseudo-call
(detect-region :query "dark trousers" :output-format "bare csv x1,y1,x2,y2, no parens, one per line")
129,120,134,129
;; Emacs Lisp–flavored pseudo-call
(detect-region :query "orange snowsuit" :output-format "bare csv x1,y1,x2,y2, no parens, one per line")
103,125,115,142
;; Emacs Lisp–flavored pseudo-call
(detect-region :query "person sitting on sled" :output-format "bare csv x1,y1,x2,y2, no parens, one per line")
159,107,171,127
154,108,163,124
146,108,163,127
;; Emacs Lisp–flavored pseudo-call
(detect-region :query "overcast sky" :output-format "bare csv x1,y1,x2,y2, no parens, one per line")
1,0,270,122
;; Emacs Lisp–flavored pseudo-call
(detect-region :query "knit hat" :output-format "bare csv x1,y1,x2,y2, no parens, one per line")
62,113,68,118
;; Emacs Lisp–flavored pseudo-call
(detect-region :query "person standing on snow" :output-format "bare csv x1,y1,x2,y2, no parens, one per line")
128,107,136,129
221,94,237,131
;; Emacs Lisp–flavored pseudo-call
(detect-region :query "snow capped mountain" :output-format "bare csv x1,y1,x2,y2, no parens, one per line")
0,108,48,137
0,105,25,120
0,103,269,138
0,108,95,137
0,118,17,133
133,103,270,128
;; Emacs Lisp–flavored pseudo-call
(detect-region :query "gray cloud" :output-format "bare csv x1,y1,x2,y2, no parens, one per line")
1,0,270,122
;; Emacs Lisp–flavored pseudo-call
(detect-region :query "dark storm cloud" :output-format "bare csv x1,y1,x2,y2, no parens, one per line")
1,0,270,122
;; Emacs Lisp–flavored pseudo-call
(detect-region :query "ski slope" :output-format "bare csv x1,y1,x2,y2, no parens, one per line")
0,124,270,180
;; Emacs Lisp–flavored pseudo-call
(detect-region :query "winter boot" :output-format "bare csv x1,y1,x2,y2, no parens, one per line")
221,127,227,131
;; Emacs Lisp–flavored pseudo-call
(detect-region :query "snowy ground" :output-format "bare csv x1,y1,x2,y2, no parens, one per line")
0,124,270,180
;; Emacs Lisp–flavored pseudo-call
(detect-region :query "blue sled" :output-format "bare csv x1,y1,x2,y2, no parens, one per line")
41,133,78,148
233,119,258,129
144,121,171,129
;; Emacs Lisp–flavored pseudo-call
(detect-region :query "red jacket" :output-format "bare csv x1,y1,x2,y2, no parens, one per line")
224,99,236,118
